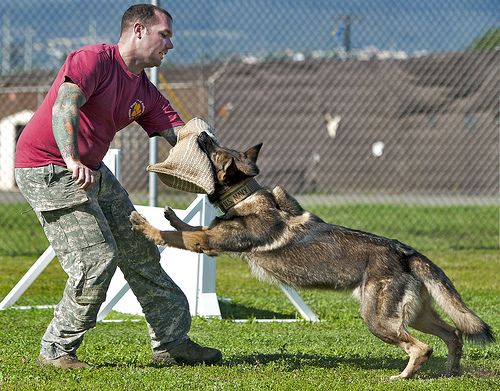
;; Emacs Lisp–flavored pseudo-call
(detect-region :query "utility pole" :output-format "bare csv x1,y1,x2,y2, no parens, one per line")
333,14,363,56
2,15,11,74
25,27,34,72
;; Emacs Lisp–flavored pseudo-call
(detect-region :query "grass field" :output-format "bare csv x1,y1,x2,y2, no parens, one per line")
0,201,499,389
1,201,498,256
0,250,499,390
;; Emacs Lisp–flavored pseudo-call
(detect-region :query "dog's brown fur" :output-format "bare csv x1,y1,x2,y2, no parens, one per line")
131,132,494,379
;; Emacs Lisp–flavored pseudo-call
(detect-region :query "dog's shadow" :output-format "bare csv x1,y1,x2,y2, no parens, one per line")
217,301,447,377
223,352,446,377
218,300,296,320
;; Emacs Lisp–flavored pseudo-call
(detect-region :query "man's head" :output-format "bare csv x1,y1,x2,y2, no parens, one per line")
120,4,172,35
118,4,174,73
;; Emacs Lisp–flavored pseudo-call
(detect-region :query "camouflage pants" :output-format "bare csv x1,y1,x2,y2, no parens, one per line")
15,163,191,359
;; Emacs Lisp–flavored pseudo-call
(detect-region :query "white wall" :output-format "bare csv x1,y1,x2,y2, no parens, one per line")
0,110,34,190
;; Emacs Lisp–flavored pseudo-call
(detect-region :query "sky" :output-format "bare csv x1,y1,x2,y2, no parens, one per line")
0,0,498,69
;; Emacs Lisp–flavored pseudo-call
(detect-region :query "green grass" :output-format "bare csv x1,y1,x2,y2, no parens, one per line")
305,203,499,251
1,200,498,389
0,203,49,256
1,202,498,256
0,250,499,390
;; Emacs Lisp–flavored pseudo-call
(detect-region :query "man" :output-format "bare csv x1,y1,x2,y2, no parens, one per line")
15,4,222,368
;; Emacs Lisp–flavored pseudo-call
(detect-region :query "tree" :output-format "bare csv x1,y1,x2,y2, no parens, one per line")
469,27,500,51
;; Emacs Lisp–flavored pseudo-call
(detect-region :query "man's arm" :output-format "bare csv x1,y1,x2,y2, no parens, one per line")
52,81,94,191
157,125,183,146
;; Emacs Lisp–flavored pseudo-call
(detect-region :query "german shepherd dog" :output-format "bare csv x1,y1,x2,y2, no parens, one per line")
130,132,494,380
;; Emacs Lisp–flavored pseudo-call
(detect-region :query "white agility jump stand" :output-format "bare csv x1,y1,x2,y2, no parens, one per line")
0,149,318,322
97,195,222,320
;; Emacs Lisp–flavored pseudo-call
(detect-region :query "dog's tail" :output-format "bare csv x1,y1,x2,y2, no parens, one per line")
409,253,495,345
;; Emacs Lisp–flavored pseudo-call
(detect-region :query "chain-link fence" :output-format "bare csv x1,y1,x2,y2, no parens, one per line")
0,0,498,255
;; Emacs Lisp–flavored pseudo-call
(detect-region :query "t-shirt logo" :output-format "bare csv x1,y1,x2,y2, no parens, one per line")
129,100,145,120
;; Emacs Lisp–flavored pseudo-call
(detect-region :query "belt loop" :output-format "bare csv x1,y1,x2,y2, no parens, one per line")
44,164,55,187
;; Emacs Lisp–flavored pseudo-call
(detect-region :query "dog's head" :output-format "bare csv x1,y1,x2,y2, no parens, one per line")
197,131,262,189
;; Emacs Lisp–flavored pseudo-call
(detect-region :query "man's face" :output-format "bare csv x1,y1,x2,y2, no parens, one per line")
141,10,174,68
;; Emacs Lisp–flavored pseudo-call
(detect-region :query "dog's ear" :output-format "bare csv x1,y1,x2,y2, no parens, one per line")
245,143,263,163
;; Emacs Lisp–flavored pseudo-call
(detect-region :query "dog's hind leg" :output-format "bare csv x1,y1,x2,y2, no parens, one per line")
409,297,463,377
388,335,433,380
359,282,434,380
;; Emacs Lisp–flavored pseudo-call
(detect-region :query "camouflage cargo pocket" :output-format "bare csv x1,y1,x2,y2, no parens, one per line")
15,165,89,212
40,204,106,255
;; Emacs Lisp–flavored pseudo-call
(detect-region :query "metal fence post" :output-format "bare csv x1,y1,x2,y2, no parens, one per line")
148,0,160,207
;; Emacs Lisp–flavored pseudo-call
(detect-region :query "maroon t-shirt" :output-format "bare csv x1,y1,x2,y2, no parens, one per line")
15,44,184,170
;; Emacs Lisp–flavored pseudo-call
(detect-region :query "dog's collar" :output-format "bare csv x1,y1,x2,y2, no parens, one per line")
218,178,262,213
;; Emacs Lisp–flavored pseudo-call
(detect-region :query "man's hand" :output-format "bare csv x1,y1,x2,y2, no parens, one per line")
65,157,95,191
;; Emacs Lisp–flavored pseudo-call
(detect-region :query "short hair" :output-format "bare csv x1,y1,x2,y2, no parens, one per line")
120,4,172,34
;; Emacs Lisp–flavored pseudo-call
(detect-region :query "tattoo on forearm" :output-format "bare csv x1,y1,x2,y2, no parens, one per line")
159,126,181,146
52,82,87,161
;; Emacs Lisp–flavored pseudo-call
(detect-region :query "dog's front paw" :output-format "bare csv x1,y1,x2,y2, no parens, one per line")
164,206,176,220
130,211,147,231
164,206,183,229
